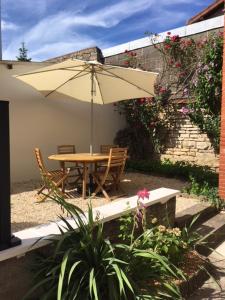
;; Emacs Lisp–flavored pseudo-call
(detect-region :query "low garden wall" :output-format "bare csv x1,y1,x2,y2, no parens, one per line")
0,188,178,300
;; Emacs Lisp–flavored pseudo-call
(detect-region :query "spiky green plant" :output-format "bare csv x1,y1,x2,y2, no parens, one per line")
24,193,186,300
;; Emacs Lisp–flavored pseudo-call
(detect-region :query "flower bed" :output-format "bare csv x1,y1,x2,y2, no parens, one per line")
21,189,217,300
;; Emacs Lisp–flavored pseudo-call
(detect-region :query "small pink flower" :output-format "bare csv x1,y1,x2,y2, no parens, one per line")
180,106,190,115
137,188,150,200
175,62,181,68
167,32,171,35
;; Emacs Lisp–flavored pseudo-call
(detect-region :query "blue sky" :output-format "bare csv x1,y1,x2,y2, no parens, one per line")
1,0,213,61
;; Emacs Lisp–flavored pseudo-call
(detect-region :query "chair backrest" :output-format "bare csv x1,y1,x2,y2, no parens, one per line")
57,144,76,154
107,147,128,169
34,148,47,174
100,144,119,154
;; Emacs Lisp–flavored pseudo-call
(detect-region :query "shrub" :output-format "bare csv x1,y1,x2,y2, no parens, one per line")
25,194,185,300
185,176,225,210
126,159,218,186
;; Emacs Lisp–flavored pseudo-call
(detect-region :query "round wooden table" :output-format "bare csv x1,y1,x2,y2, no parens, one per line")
48,153,109,199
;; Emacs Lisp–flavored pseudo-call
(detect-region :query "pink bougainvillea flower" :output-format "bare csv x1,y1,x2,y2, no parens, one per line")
137,188,150,200
164,44,171,50
167,32,171,35
180,106,190,115
159,87,166,93
175,62,182,68
171,35,180,42
124,49,129,53
138,98,145,104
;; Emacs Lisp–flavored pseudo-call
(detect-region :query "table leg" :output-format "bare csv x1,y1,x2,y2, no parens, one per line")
82,162,88,199
60,161,66,193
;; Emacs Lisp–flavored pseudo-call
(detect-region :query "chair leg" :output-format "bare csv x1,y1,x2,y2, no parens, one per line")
37,185,46,195
92,175,111,201
37,172,69,202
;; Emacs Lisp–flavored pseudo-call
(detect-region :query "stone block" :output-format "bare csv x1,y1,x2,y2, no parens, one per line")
174,151,184,155
189,134,199,138
188,152,196,157
183,141,196,148
196,142,210,150
179,134,189,138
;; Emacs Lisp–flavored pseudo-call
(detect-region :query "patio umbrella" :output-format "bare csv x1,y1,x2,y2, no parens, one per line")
15,59,158,154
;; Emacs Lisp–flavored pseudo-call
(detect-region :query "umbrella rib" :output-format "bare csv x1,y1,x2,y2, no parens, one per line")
93,71,104,104
97,66,155,96
45,65,90,98
15,64,88,77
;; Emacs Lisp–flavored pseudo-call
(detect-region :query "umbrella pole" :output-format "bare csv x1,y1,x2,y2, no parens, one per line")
90,66,94,155
89,66,94,195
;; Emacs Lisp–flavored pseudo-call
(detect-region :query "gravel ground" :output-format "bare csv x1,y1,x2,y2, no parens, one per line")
11,172,199,232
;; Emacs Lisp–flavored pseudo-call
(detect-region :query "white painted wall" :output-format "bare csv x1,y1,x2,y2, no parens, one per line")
0,61,125,182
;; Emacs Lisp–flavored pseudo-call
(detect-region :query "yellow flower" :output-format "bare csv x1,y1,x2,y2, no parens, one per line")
173,227,181,236
158,225,166,232
152,217,158,224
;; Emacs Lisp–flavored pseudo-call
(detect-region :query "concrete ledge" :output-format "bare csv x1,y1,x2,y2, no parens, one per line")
0,187,179,262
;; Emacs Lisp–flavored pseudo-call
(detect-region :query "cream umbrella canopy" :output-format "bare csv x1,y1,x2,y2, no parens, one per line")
15,58,158,154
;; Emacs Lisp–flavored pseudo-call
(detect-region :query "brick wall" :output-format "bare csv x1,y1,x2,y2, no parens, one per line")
219,14,225,199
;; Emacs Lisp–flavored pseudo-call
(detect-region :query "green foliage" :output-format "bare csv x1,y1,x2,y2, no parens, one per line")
119,211,202,266
25,197,136,300
188,33,223,152
117,32,223,157
114,97,170,159
185,176,225,210
126,159,218,186
119,209,134,243
16,42,32,61
152,31,223,152
26,194,185,300
126,159,223,209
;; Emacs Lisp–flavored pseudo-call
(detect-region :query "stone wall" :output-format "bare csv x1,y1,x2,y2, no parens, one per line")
104,29,221,170
45,46,104,63
161,113,219,170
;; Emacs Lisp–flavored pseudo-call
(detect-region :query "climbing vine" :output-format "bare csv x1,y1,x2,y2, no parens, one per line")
153,31,223,152
115,31,223,157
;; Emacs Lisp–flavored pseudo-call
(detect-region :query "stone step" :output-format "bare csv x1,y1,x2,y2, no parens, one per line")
195,212,225,256
175,203,218,229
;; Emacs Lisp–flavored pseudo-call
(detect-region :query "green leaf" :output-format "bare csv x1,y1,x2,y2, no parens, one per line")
57,249,71,300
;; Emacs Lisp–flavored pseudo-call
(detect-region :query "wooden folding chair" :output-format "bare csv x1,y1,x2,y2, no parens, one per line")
34,148,70,202
92,147,128,200
57,145,83,186
100,144,119,154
